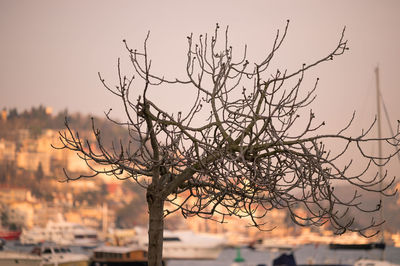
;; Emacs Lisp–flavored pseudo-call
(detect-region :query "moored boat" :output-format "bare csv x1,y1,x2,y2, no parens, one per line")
30,243,90,266
0,250,42,266
354,259,400,266
91,245,166,266
250,238,296,252
162,230,226,260
329,242,386,250
20,219,99,248
0,229,22,240
131,228,226,260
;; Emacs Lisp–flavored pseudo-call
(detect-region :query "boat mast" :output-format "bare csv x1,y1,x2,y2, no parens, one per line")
375,66,385,261
375,66,383,183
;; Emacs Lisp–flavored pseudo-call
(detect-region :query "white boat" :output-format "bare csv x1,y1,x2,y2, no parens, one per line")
20,219,99,248
0,243,89,266
162,230,226,260
31,243,90,266
0,250,42,266
250,238,296,252
131,227,226,260
92,245,166,265
354,259,400,266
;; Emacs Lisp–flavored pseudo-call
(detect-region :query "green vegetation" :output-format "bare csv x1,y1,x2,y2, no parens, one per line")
0,106,130,145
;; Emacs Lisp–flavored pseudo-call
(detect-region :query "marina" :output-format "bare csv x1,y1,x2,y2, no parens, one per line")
1,238,400,266
91,245,160,266
167,245,400,266
20,217,99,248
130,228,227,260
0,242,90,266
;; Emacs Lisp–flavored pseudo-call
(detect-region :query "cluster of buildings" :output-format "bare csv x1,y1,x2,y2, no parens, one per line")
0,109,399,247
0,128,89,177
0,120,122,232
0,124,296,244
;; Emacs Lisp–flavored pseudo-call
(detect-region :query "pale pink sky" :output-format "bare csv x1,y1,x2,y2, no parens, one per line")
1,1,399,228
0,0,399,137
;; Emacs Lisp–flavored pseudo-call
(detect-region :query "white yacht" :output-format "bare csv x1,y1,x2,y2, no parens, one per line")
132,228,226,260
20,219,99,248
0,242,89,266
92,244,167,265
31,243,90,266
0,250,42,266
250,237,296,252
354,259,400,266
162,230,226,260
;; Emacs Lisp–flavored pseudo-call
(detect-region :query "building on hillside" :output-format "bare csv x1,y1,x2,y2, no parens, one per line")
67,151,91,173
0,186,36,203
65,180,97,192
11,129,73,176
31,204,63,228
64,204,114,231
1,109,7,121
0,186,41,229
0,139,16,161
8,201,37,228
16,151,51,175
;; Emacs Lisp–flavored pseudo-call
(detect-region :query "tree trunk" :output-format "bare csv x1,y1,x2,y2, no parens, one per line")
147,189,165,266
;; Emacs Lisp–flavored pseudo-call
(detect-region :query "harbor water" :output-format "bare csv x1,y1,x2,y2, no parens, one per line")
4,241,400,266
167,245,400,266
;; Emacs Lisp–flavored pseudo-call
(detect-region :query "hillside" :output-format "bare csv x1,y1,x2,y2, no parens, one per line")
0,106,148,229
0,106,399,234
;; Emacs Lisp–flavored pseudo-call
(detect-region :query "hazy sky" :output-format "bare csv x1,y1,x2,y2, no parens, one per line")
1,1,399,226
1,0,399,136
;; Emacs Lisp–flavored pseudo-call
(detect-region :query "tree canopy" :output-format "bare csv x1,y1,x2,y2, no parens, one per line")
55,21,400,266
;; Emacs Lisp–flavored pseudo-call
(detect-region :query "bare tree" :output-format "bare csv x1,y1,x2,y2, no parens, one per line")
55,21,399,266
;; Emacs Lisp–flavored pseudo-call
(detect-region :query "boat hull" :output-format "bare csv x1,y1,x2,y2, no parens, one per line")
329,242,386,250
354,259,400,266
90,261,149,266
163,245,224,260
42,261,89,266
90,260,167,266
0,251,41,266
0,230,22,240
0,259,41,266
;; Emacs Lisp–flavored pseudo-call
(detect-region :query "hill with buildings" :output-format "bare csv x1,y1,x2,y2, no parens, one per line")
0,106,399,244
0,106,149,231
